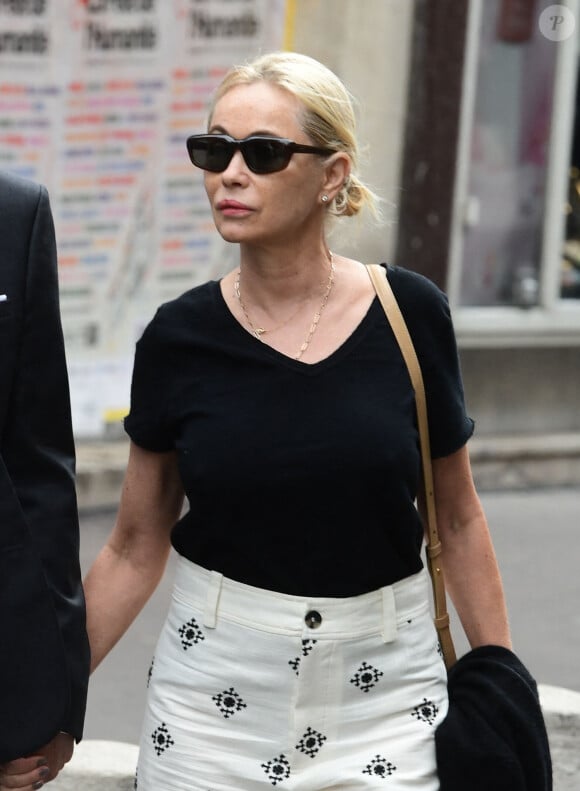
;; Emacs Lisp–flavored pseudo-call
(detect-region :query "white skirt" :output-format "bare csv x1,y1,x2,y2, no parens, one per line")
136,556,448,790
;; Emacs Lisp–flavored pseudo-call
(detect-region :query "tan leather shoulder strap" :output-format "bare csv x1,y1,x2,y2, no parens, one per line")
367,263,456,669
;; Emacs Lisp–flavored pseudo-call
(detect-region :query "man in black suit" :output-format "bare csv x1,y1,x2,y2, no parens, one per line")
0,172,90,789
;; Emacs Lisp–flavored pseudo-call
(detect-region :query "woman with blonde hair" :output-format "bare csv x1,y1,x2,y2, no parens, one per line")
83,50,511,789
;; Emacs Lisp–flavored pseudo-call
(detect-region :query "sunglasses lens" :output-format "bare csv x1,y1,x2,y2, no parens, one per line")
243,139,290,174
188,137,232,172
187,136,296,174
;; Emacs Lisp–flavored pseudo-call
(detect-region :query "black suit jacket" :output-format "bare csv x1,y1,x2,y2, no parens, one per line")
0,171,90,762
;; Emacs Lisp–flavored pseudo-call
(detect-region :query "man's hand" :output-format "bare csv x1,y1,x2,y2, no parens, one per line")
0,733,74,789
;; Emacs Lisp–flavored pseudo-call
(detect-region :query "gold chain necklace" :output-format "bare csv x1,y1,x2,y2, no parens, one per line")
234,254,336,360
233,276,307,339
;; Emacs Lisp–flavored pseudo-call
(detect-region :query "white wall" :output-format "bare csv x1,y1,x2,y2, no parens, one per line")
290,0,415,265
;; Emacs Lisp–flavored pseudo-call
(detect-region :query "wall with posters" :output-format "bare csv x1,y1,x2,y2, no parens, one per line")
0,0,287,437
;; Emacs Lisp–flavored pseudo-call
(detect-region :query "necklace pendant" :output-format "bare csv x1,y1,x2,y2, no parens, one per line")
254,327,266,339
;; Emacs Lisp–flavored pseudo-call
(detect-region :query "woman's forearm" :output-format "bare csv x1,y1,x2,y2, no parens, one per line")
83,540,170,673
427,447,512,651
441,518,512,651
83,444,184,672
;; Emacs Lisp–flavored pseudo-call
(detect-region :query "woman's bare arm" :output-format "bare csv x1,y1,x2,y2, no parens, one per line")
420,444,512,650
83,441,185,672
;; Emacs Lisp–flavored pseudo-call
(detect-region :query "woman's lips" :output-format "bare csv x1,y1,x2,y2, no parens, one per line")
217,200,253,216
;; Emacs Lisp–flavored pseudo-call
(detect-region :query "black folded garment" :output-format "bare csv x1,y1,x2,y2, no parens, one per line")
435,645,552,791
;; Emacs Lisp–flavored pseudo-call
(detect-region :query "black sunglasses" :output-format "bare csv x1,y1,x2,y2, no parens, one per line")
186,133,333,175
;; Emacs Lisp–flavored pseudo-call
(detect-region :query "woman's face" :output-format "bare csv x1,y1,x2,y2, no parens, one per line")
203,81,330,248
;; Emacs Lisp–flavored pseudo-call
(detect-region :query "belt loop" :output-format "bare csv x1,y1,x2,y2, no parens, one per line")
381,585,397,644
203,570,223,629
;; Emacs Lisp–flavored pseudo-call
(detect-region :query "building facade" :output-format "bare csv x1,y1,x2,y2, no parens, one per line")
292,0,580,485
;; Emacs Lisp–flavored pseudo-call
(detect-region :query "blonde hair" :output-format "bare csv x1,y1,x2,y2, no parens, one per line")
208,51,381,219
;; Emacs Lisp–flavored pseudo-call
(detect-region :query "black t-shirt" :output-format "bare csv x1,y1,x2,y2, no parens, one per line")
125,264,474,597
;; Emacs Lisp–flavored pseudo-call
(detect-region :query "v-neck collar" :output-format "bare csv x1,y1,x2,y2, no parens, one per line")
212,279,381,374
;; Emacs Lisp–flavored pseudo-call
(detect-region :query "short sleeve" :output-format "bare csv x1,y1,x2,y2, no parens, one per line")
387,265,475,458
124,307,175,452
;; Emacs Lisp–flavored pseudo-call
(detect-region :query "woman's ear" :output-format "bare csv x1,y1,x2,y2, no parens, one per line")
321,152,351,202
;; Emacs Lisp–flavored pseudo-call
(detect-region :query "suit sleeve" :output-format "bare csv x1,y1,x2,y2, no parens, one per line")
2,184,90,740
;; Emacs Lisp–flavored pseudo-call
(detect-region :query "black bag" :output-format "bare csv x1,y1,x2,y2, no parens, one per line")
436,645,552,791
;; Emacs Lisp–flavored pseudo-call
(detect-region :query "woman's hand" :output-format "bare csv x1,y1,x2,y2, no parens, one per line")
0,732,73,790
0,755,49,791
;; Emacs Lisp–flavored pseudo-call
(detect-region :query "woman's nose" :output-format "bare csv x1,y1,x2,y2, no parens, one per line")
221,149,249,180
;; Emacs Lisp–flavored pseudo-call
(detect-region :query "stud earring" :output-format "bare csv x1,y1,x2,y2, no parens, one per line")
321,194,329,203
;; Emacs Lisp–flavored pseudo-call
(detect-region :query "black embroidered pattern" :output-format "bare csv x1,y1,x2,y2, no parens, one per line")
296,726,327,758
350,661,384,693
212,687,247,718
288,656,301,675
301,639,317,656
362,754,397,778
147,657,154,688
261,754,291,786
151,722,175,756
412,697,439,726
178,617,205,650
288,639,317,676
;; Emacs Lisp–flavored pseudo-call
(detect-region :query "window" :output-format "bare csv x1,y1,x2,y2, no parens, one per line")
448,0,580,346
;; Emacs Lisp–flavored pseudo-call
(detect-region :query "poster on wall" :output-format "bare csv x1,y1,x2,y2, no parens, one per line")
0,0,288,436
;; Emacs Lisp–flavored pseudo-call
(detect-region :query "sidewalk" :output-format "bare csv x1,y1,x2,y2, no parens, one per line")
76,439,129,511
